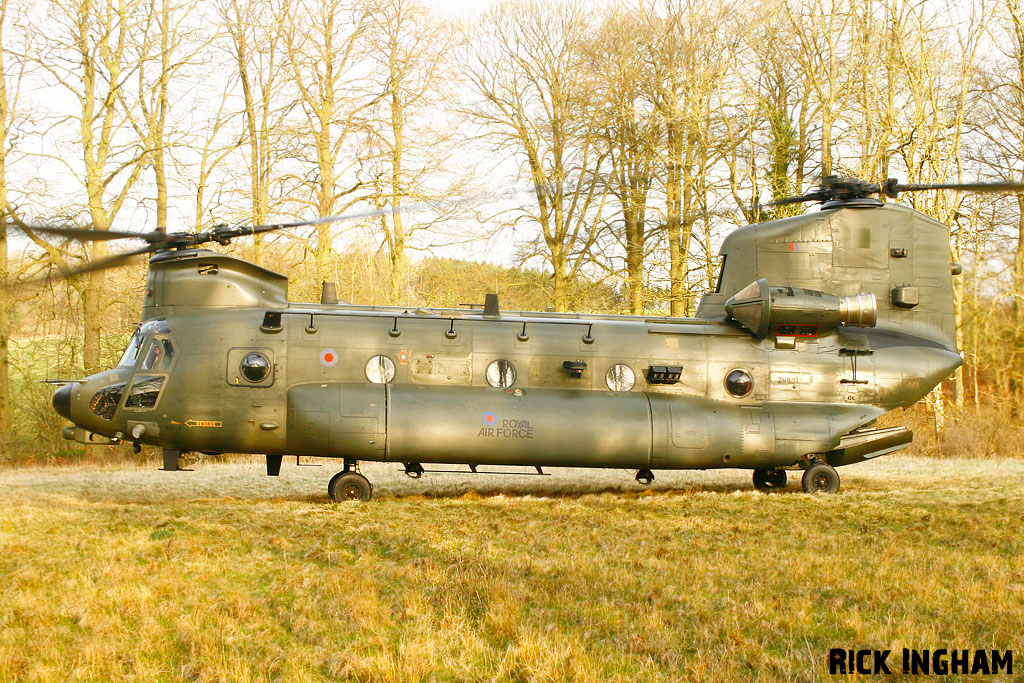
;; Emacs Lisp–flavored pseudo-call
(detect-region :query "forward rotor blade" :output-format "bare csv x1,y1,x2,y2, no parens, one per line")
15,224,158,242
15,208,425,283
246,214,355,235
58,245,156,278
243,207,418,236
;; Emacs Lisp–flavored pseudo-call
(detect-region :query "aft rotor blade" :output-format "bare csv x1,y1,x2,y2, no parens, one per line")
762,194,819,208
893,180,1024,194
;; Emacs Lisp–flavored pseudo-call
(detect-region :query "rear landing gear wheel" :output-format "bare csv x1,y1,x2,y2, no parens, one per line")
635,469,654,485
753,468,787,491
329,471,373,502
801,463,840,494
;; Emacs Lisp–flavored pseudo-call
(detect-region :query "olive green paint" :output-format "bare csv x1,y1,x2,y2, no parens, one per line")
53,203,961,493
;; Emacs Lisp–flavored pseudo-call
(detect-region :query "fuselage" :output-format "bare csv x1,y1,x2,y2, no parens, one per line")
54,299,958,471
52,201,963,475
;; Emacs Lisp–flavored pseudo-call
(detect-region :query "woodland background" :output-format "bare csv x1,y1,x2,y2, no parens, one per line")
0,0,1023,461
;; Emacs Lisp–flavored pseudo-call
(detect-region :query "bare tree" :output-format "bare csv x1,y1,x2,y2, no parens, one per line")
463,0,609,311
0,0,29,445
181,83,240,231
749,1,813,212
281,0,373,285
364,0,465,304
27,0,149,373
218,0,288,265
126,0,207,228
644,0,734,315
786,0,851,177
893,2,987,415
975,0,1024,403
590,7,660,314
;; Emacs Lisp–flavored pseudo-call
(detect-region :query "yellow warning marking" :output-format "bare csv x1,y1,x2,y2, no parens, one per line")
183,419,223,428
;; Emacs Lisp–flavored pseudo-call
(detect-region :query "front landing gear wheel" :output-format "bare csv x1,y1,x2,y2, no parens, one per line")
753,468,787,491
329,471,373,502
801,463,840,494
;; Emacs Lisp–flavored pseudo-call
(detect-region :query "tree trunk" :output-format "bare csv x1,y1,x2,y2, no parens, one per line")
0,0,10,443
1013,195,1024,402
929,387,946,442
388,71,405,305
551,250,568,312
153,0,170,227
0,210,9,443
389,216,405,305
952,276,965,410
624,208,643,314
666,120,684,316
678,129,697,315
315,106,335,285
235,19,266,266
81,271,105,373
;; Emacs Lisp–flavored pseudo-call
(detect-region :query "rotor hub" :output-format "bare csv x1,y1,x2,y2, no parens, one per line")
763,175,1024,211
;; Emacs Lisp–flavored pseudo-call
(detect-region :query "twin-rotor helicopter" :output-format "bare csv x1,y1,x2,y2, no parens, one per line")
31,176,1019,501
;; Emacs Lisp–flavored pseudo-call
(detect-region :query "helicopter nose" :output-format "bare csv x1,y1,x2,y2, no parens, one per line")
52,384,73,421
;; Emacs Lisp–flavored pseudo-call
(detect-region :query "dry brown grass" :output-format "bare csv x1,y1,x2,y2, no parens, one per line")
1,458,1022,682
880,402,1024,459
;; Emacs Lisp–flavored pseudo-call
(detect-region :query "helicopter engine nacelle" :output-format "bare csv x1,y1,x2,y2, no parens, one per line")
724,278,876,339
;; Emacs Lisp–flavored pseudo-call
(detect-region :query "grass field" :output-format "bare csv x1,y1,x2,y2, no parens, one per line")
0,458,1022,682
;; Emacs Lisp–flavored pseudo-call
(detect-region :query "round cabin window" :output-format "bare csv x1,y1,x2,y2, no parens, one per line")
240,352,271,383
605,364,635,392
725,369,753,398
485,359,516,388
365,355,396,383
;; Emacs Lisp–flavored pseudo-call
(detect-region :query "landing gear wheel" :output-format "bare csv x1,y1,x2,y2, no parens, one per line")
329,471,373,502
753,468,787,491
635,469,654,485
801,463,840,494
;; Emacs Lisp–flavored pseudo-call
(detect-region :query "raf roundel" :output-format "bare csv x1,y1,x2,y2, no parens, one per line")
482,411,496,425
320,348,339,367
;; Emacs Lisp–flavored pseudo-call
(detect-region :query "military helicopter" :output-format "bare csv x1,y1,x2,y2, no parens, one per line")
34,176,1017,501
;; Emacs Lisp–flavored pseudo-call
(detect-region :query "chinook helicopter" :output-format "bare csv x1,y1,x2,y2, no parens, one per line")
35,177,1016,501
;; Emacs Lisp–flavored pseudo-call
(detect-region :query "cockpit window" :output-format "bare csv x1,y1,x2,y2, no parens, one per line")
118,319,172,368
141,339,175,370
124,376,166,409
118,330,142,368
90,383,126,420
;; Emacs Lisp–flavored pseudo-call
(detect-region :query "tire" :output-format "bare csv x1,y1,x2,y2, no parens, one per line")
801,463,840,494
328,472,373,502
753,468,787,491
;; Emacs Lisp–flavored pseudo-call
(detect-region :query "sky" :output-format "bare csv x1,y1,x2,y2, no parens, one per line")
422,0,498,17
